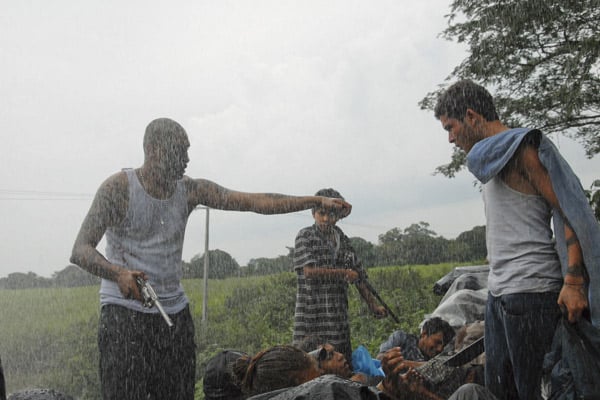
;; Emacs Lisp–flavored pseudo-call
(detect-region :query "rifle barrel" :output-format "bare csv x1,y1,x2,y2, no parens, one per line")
362,279,400,323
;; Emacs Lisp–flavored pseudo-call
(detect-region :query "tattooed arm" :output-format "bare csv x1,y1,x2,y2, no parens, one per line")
518,144,589,322
185,177,352,216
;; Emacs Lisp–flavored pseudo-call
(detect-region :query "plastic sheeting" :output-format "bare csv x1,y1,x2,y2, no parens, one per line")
426,266,489,329
246,375,381,400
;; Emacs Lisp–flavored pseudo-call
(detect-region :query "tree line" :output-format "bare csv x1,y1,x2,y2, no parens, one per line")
168,222,486,279
0,221,486,289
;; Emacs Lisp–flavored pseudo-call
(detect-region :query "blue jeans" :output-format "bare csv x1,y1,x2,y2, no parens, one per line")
485,292,560,400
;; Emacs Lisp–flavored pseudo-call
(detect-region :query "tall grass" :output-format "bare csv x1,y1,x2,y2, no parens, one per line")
0,263,459,399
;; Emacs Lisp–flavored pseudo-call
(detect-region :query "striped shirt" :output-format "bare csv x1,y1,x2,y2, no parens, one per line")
292,224,366,360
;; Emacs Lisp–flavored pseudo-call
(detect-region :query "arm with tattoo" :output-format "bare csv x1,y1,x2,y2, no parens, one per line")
517,142,589,322
186,178,352,216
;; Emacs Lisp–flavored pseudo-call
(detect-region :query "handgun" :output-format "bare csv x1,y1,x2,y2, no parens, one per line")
136,277,174,327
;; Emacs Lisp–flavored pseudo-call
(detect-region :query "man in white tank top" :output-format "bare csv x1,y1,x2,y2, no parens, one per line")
433,80,592,400
70,118,352,400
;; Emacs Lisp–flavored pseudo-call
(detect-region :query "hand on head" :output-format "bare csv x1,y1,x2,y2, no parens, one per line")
320,197,352,218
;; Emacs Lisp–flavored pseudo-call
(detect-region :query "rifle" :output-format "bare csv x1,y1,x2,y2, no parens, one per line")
357,275,400,323
347,259,400,323
136,278,174,327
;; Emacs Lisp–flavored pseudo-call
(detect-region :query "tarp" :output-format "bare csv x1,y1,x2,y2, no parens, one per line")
426,267,489,329
246,375,381,400
433,265,489,296
7,389,73,400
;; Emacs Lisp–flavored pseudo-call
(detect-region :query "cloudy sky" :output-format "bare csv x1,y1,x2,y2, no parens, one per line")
1,1,599,278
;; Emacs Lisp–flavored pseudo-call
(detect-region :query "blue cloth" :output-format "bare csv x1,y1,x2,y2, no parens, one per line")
352,345,384,377
543,316,600,399
467,128,600,327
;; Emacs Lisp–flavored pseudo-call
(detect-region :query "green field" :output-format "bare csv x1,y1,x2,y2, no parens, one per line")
0,263,460,399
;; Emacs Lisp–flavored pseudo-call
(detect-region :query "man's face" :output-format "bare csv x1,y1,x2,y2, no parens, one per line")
440,113,482,153
156,135,190,180
419,331,445,359
316,344,352,378
313,208,340,232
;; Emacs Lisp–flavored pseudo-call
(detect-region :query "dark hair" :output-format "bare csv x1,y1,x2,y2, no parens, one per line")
312,188,344,214
232,345,317,395
143,117,188,155
422,317,455,346
203,349,248,400
434,80,499,122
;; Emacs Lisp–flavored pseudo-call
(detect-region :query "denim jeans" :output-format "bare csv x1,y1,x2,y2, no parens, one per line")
484,292,560,400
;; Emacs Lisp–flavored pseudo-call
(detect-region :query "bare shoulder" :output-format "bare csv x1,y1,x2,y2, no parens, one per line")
96,170,129,201
87,171,129,225
500,141,545,194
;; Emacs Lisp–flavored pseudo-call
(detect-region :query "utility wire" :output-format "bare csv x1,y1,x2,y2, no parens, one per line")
0,189,92,200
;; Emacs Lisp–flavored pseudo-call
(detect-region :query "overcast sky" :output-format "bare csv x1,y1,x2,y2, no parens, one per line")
1,1,599,278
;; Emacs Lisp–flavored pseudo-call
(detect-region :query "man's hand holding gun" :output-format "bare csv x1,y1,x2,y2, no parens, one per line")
136,277,174,327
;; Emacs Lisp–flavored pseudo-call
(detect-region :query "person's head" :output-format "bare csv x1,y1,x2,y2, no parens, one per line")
312,188,345,232
203,349,248,400
434,80,499,153
434,80,498,122
233,345,321,396
418,317,455,359
143,117,190,181
308,343,353,379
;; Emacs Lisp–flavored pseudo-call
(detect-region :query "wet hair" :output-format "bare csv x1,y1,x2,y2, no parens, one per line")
312,188,344,214
232,345,318,395
422,317,455,346
203,349,248,400
143,117,188,156
434,80,499,122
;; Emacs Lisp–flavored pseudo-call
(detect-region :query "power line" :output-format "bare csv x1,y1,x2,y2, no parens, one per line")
0,189,92,200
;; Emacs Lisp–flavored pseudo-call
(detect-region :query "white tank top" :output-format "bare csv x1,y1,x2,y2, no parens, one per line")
484,176,562,296
100,168,190,314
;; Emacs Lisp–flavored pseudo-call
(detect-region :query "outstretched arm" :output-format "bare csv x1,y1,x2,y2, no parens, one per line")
70,172,145,300
185,178,352,216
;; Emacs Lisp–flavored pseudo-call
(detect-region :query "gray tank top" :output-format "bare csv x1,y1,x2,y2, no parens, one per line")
483,176,562,296
100,168,190,314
